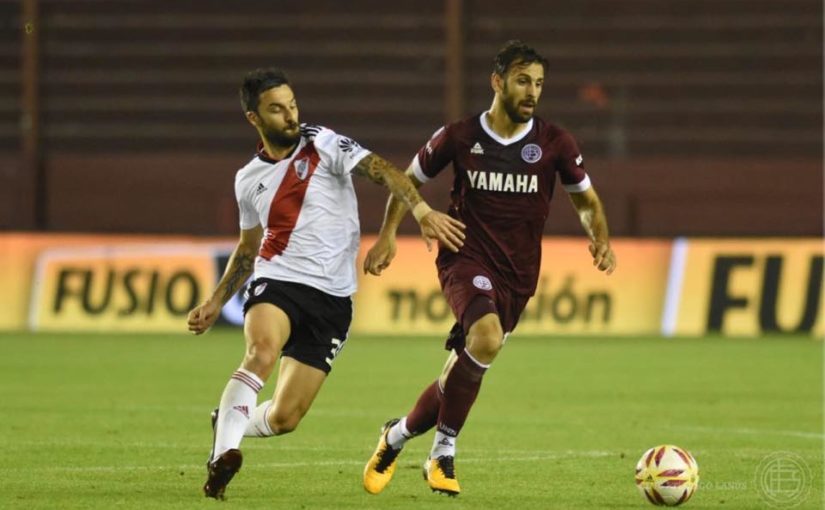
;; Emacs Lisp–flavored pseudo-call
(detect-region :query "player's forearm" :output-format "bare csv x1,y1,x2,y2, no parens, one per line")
362,156,423,209
379,167,435,225
570,188,610,245
578,200,610,245
379,194,410,238
210,244,256,305
354,154,430,229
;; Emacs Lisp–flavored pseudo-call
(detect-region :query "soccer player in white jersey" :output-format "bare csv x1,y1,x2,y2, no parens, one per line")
187,68,465,500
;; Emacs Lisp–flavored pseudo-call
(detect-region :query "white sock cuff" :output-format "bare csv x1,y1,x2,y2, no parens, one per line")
387,416,414,449
398,417,412,438
431,430,457,459
232,368,264,392
463,349,491,369
260,400,274,435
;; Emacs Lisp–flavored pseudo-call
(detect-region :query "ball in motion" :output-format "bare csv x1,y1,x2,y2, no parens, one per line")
635,444,699,506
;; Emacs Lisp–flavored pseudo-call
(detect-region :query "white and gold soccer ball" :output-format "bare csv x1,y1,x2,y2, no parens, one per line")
635,445,699,506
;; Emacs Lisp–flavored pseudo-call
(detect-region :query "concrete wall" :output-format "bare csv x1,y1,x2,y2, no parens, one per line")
5,153,816,237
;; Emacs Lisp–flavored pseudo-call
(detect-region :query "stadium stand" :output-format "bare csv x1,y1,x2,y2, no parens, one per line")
0,0,821,235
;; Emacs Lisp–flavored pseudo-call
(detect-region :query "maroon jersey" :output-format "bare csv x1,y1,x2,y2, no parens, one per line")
413,112,590,296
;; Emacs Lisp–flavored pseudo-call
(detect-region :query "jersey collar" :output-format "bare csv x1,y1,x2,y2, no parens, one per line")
479,111,534,146
256,139,303,164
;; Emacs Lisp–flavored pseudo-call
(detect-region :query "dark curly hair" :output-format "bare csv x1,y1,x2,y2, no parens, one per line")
240,68,291,113
493,40,548,76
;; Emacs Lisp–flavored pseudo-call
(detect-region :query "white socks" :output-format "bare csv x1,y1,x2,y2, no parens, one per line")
386,417,413,450
386,417,456,457
211,368,264,461
244,400,275,437
430,430,456,459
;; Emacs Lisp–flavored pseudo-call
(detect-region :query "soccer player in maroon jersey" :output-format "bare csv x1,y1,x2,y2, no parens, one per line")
362,40,616,496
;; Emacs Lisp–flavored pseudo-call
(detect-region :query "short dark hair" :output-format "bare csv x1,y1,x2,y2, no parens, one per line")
240,68,291,113
493,40,548,76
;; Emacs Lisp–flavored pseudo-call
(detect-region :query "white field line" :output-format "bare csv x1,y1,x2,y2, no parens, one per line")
3,440,364,451
1,450,615,474
677,425,824,440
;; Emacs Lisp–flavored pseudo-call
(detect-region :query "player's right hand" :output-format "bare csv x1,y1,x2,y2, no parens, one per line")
419,210,466,253
187,300,221,335
363,235,397,276
589,241,617,275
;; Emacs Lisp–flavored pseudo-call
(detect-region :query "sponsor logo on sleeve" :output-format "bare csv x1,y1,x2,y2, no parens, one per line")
337,137,361,155
575,154,584,167
426,126,446,155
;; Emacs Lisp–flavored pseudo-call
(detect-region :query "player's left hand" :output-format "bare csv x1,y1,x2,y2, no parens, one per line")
589,241,616,275
363,234,397,276
187,299,221,335
419,210,466,252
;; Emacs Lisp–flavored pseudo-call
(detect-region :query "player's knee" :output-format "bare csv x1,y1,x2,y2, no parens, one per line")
467,317,504,361
244,339,279,371
471,335,503,361
266,409,300,435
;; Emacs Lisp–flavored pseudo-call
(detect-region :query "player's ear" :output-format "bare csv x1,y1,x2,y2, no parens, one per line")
491,72,504,95
245,110,260,128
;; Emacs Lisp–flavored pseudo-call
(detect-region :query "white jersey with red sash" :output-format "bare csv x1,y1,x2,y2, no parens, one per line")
234,124,371,297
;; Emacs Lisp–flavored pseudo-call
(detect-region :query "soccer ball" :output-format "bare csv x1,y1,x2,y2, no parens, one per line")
635,445,699,506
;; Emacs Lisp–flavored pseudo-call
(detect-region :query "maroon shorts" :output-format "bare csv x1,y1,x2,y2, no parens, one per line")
437,259,530,352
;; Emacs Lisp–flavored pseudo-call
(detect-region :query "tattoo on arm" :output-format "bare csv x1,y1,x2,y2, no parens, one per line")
218,249,255,304
352,153,388,183
354,154,422,209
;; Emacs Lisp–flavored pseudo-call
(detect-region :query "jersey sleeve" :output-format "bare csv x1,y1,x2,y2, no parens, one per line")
234,173,259,230
411,125,455,183
312,127,371,176
556,131,591,193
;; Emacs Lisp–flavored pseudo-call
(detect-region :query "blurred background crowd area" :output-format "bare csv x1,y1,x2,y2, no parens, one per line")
0,0,821,237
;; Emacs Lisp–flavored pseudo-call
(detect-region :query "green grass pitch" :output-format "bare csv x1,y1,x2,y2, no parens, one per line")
0,331,821,509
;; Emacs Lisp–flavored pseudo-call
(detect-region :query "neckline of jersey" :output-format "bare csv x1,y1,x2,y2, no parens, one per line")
478,111,534,146
256,139,302,164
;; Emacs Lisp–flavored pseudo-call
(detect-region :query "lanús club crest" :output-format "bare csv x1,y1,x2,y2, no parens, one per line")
294,158,310,180
473,275,493,290
521,143,542,163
